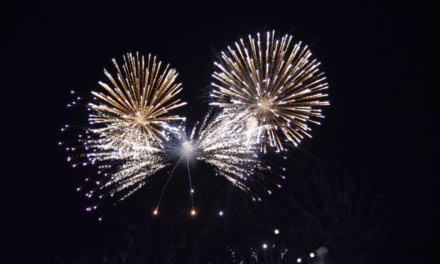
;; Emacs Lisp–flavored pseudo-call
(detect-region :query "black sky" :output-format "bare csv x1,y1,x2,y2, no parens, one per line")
1,0,437,263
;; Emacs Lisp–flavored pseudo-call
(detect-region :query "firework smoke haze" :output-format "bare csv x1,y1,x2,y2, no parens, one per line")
210,31,329,152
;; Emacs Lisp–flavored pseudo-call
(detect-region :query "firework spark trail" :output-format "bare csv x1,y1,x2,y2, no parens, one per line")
153,159,180,216
71,130,171,214
210,31,330,152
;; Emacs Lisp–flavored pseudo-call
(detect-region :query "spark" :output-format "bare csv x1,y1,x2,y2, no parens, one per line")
210,31,329,152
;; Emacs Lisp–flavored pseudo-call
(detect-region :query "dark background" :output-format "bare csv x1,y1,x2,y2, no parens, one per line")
1,0,437,263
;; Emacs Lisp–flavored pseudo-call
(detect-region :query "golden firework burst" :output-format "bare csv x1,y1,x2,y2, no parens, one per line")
210,31,329,152
88,52,187,152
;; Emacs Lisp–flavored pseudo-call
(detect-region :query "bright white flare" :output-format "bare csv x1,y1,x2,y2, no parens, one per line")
181,141,194,158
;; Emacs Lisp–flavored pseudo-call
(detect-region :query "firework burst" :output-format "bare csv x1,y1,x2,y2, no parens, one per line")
88,52,186,152
152,109,277,215
179,109,264,194
62,52,187,214
210,31,330,152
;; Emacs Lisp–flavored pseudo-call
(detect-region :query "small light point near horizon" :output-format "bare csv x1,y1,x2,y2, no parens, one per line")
310,252,315,258
190,209,196,216
274,229,279,234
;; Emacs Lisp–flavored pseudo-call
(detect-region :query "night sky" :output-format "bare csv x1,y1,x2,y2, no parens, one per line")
1,1,437,263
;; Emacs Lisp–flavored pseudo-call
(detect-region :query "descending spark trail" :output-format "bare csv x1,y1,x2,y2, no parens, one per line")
210,31,330,152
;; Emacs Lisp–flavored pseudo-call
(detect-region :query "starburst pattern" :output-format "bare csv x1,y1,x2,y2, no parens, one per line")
88,52,186,152
210,31,330,152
